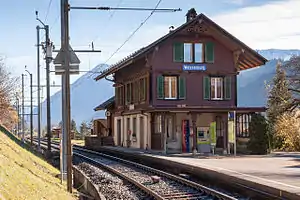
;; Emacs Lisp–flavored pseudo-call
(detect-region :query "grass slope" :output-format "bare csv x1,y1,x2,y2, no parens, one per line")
0,130,77,200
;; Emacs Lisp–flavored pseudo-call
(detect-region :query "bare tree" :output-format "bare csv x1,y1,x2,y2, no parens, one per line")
282,55,300,110
0,57,19,126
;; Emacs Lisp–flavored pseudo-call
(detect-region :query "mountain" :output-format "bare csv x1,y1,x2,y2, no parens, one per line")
34,49,300,128
34,64,114,128
237,49,300,107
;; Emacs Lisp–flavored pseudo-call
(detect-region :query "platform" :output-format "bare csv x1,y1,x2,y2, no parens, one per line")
96,146,300,199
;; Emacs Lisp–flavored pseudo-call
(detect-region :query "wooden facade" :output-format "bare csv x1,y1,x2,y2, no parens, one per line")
93,119,107,137
94,97,115,137
94,8,268,154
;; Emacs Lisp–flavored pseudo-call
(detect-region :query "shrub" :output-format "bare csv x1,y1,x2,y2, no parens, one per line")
247,113,269,154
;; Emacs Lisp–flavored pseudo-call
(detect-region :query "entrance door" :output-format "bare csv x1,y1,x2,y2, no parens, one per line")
140,117,144,149
117,119,121,146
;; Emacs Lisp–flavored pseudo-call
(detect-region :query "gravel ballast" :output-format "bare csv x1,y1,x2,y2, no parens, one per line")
76,162,149,200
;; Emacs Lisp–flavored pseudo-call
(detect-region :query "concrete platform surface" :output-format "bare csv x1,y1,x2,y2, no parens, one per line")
102,146,300,197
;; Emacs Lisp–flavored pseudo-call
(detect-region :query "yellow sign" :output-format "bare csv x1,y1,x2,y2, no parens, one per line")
209,122,216,146
228,121,235,143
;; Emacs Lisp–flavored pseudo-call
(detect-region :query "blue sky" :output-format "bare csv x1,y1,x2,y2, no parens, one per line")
0,0,299,105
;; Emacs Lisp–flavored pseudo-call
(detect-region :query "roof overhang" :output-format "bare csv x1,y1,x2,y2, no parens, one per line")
94,96,115,111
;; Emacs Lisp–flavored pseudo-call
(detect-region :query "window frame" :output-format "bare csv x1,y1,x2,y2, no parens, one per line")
173,42,214,64
155,114,162,133
194,42,204,63
165,114,176,141
183,43,193,63
132,117,137,138
163,75,178,100
210,77,224,100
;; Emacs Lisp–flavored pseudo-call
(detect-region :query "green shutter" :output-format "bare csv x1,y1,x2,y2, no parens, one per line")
203,76,210,100
224,76,231,100
157,75,164,99
173,42,184,62
179,76,186,99
205,42,214,63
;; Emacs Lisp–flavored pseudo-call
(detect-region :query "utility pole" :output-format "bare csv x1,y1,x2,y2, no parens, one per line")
36,11,53,154
21,74,25,142
54,1,180,192
25,66,33,146
45,25,52,154
36,25,41,150
61,0,72,192
60,0,68,183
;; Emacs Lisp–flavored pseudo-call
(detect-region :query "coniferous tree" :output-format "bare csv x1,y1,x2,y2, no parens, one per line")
71,119,78,133
266,63,292,149
247,113,268,154
79,121,90,137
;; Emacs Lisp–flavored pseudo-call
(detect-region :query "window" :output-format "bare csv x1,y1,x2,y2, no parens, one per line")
236,113,251,138
173,42,214,63
166,115,175,141
132,117,137,138
164,76,177,99
125,83,132,104
203,76,232,100
184,43,193,62
133,81,139,103
157,75,186,100
155,114,162,133
116,86,124,105
211,77,223,100
194,43,203,63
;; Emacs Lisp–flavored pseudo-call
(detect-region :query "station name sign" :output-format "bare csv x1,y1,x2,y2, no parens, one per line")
182,64,206,71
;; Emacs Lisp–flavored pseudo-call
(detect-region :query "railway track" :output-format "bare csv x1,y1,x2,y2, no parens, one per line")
31,138,239,200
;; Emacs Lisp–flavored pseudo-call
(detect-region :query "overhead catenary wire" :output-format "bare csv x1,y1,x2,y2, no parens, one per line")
44,0,53,23
87,0,164,79
92,0,124,44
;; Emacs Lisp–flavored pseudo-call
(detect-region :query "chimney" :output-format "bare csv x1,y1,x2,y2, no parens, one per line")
186,8,197,22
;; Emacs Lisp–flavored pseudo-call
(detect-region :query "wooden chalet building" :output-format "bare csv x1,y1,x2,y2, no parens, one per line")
94,8,268,154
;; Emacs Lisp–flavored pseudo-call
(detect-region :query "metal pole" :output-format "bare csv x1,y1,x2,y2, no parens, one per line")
37,26,41,150
61,0,72,192
45,25,52,153
234,110,237,157
21,74,25,142
30,73,33,146
16,93,19,136
60,0,67,183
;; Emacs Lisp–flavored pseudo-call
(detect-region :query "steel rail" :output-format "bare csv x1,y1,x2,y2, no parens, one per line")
32,138,237,200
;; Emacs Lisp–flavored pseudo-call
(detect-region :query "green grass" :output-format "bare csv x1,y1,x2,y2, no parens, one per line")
0,127,78,200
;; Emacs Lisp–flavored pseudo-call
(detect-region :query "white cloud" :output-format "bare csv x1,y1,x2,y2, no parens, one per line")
211,0,300,49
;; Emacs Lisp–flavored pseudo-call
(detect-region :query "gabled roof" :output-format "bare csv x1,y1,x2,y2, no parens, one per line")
94,96,115,111
95,12,268,81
